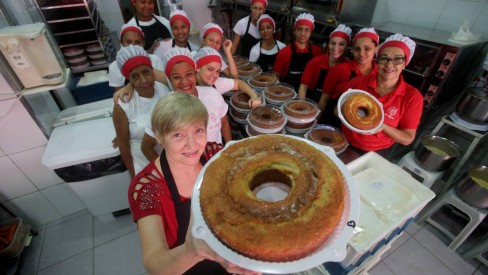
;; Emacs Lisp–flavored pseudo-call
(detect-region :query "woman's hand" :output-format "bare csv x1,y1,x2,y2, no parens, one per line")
248,94,262,108
185,217,261,275
223,39,233,53
113,83,134,104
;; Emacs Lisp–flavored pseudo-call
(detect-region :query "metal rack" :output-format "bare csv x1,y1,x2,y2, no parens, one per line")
31,0,115,74
430,116,488,195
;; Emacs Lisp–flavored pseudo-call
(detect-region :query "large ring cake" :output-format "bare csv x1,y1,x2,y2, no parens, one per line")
199,135,346,262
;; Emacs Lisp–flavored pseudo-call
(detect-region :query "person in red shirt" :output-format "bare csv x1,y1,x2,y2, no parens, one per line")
298,24,351,104
273,13,323,91
342,34,423,158
128,92,257,274
318,28,379,127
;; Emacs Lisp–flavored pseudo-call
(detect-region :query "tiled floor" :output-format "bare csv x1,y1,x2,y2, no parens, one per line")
5,209,488,275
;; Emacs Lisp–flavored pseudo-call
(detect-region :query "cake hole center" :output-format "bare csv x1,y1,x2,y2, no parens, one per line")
320,137,333,143
261,114,272,120
251,169,291,202
356,107,369,118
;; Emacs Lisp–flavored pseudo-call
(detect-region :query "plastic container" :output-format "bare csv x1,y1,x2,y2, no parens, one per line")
282,98,319,124
238,63,261,81
69,77,112,105
0,218,30,259
263,82,296,105
247,106,287,134
305,124,348,154
337,89,384,134
341,152,436,266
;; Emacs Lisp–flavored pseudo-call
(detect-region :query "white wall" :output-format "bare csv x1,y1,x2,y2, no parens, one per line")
0,73,85,228
372,0,488,38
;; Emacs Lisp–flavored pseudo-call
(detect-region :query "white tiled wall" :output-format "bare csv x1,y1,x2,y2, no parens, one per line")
3,192,62,226
0,99,47,155
0,156,37,201
0,73,86,226
373,0,488,38
9,146,63,190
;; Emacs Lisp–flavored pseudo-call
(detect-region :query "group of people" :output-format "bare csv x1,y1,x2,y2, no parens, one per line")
105,0,423,273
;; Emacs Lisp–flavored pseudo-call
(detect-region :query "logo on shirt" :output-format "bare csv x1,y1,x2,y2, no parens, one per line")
209,113,217,122
289,71,302,75
386,106,397,120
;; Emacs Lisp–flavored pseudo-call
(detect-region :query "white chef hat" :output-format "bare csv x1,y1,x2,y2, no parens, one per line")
353,27,379,45
162,48,196,78
329,24,352,44
200,23,223,41
257,14,275,32
119,23,144,41
116,45,152,79
169,9,191,27
377,33,416,65
193,46,223,69
251,0,268,7
294,13,314,30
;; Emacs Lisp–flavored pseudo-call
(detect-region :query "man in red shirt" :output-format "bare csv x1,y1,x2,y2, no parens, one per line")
273,13,322,91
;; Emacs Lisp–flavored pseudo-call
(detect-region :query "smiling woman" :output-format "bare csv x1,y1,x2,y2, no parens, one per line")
341,33,423,157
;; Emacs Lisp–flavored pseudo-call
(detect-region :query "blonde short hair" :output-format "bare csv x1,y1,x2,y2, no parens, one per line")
151,93,208,138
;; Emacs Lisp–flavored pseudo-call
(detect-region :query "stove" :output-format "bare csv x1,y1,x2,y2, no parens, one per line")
449,112,488,132
397,152,444,189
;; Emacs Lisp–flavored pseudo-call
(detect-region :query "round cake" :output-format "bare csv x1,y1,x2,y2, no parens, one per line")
230,108,248,121
230,92,252,110
199,135,346,262
238,64,261,77
283,99,319,121
264,83,295,103
341,93,382,130
308,125,347,153
249,73,278,87
234,55,249,67
248,106,285,132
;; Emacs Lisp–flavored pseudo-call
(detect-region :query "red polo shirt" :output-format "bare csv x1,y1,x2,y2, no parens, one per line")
322,60,378,98
273,41,323,78
300,53,348,89
342,74,423,151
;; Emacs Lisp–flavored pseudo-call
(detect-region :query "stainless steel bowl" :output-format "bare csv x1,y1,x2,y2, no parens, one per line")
414,135,460,172
456,87,488,124
456,165,488,209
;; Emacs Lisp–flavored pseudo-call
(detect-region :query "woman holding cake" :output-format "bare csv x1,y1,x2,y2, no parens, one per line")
317,27,379,127
112,45,170,178
273,13,323,92
128,92,257,274
231,0,266,57
341,34,423,157
200,23,239,79
248,14,285,72
193,47,262,107
297,24,351,104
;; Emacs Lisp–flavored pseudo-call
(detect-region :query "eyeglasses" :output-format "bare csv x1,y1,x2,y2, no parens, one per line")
377,56,406,65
